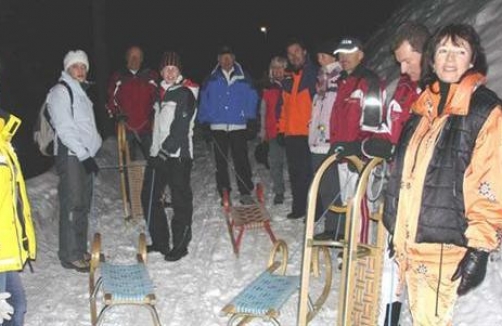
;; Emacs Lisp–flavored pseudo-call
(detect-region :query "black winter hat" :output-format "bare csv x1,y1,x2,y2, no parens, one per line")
159,51,182,72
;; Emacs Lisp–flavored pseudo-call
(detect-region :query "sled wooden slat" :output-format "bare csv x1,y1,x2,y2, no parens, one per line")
89,233,161,326
127,161,145,220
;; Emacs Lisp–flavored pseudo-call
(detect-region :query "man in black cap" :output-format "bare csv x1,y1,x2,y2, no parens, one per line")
197,46,259,205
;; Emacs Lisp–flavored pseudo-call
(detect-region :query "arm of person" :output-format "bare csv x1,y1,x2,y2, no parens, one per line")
47,84,90,160
196,81,210,123
464,106,502,250
161,89,196,155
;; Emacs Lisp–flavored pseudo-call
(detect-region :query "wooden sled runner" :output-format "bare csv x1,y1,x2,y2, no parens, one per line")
89,233,161,326
117,120,146,221
221,239,332,325
222,183,277,257
297,154,364,325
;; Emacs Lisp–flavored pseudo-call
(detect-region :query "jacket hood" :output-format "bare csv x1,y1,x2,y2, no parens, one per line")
0,109,21,142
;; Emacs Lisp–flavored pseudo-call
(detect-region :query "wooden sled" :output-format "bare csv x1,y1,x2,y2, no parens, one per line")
222,183,277,257
297,154,364,325
337,157,386,326
89,233,161,326
117,121,145,221
221,239,332,326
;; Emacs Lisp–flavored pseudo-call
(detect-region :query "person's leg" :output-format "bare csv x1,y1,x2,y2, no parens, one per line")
212,130,231,195
268,138,285,202
4,272,26,326
405,246,464,326
165,158,193,261
229,130,253,195
141,164,170,254
56,154,90,265
285,136,311,217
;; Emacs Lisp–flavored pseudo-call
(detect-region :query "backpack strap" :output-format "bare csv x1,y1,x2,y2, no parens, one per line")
58,80,74,115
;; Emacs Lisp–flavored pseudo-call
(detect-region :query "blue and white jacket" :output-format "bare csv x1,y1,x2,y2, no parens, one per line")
197,62,258,127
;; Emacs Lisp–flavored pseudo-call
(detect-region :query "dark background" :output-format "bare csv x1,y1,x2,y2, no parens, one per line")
0,0,404,178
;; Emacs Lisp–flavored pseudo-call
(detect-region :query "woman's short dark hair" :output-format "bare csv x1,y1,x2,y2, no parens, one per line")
423,23,487,85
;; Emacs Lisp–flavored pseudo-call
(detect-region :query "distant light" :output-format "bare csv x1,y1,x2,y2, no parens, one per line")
260,26,267,33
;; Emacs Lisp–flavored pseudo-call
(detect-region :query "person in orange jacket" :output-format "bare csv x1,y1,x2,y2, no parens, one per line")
383,23,502,326
277,38,318,219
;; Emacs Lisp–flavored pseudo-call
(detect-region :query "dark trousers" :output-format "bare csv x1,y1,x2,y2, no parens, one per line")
141,157,193,253
212,129,253,196
312,153,345,236
285,136,312,216
2,272,26,326
55,150,92,263
126,131,151,161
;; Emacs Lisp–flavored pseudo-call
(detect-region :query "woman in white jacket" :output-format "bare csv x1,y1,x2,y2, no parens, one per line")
47,50,102,272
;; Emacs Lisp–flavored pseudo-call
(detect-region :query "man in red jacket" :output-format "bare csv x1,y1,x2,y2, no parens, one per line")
107,46,158,160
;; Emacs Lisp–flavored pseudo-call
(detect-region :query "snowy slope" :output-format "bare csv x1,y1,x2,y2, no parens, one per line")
20,0,502,325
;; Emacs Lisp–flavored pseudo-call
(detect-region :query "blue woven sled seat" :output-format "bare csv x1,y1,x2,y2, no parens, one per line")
100,262,155,303
231,271,299,316
89,233,161,326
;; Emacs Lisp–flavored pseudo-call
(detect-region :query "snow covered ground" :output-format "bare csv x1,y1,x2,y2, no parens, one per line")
19,0,502,325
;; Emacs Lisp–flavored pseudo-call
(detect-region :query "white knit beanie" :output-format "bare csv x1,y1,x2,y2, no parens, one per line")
63,50,89,72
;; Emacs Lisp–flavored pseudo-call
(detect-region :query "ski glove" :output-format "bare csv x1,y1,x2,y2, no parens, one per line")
246,119,258,141
0,292,13,323
330,141,362,158
362,138,395,160
276,133,285,147
451,247,489,296
82,157,99,175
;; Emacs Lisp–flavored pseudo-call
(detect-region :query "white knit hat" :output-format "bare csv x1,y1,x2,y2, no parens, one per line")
63,50,89,72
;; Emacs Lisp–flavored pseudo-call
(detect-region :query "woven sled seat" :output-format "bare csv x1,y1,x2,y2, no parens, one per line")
222,240,302,326
222,183,277,256
228,271,299,317
100,262,154,303
89,233,161,326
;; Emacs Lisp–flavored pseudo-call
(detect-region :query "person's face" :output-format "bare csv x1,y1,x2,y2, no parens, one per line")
218,53,235,71
161,65,180,84
68,63,87,82
317,53,337,67
433,36,473,83
126,47,143,71
270,64,285,81
394,40,422,82
338,50,364,74
287,43,307,69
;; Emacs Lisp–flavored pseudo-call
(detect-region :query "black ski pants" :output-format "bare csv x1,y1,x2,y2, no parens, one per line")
285,135,312,217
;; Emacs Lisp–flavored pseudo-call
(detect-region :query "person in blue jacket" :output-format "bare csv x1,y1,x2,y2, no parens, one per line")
197,46,259,205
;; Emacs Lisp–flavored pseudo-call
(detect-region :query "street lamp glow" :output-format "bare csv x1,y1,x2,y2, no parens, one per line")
260,26,267,33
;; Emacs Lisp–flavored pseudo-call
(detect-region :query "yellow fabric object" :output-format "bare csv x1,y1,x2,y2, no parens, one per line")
393,73,502,325
0,113,37,272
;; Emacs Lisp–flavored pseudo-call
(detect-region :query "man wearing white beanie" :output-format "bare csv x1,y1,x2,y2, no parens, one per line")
47,49,102,272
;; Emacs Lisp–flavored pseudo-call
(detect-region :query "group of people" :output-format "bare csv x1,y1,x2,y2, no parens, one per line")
258,21,502,326
0,18,501,326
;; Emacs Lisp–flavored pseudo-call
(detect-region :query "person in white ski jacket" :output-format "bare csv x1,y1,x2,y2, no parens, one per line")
47,50,102,272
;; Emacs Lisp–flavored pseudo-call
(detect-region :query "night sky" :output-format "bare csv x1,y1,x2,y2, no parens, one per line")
0,0,404,176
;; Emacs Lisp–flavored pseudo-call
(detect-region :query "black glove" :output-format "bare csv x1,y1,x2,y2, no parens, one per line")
246,119,258,141
148,156,165,170
114,112,128,123
362,138,395,159
276,133,285,147
330,141,362,158
200,123,212,143
82,157,99,175
451,247,489,296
